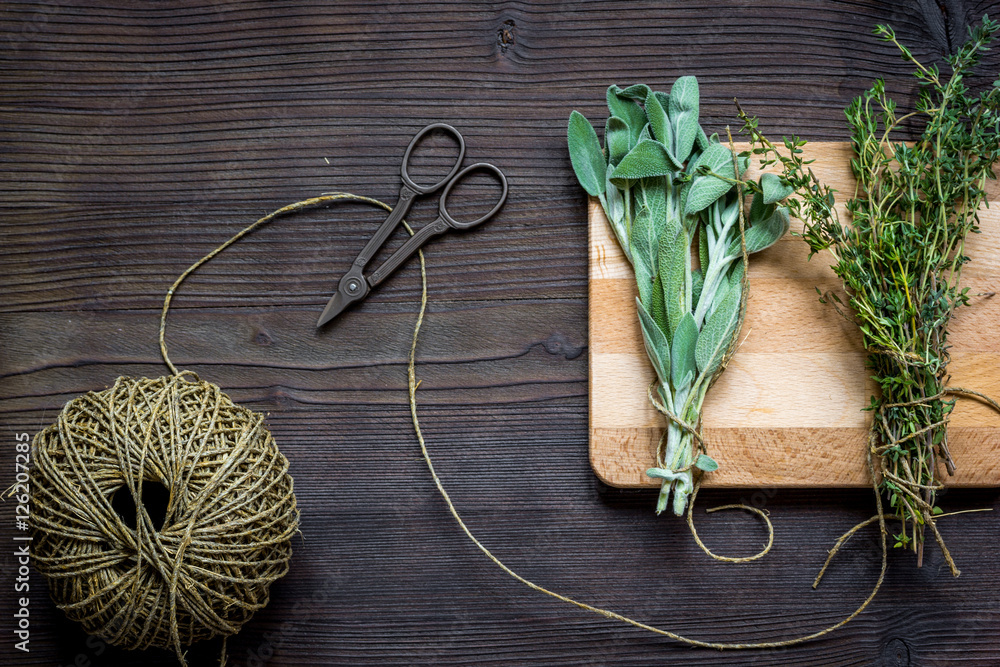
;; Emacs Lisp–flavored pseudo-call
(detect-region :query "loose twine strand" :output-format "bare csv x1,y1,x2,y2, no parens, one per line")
159,194,398,374
398,128,890,648
155,180,995,656
154,177,871,650
403,204,889,649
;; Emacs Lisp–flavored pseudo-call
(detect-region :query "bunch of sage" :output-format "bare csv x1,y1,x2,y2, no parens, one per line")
738,16,1000,570
568,78,789,516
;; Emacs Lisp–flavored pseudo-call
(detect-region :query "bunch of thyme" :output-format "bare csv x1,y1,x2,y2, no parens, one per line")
738,16,1000,568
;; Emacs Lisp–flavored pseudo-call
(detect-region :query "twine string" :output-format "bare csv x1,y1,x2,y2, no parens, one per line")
159,193,396,374
404,225,898,648
160,188,889,650
646,382,774,562
155,185,999,654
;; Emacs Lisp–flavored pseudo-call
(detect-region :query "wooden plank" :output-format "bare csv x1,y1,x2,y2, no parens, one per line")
589,142,1000,488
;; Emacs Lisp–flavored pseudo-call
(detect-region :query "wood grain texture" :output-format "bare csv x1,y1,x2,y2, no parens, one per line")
3,1,1000,665
590,143,1000,488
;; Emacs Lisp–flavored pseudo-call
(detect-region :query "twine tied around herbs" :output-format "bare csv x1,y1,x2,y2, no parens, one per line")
815,386,1000,583
645,384,774,563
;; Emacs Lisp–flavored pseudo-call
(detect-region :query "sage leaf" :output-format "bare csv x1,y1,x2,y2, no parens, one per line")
618,83,652,100
708,266,733,318
749,189,768,224
647,467,684,482
695,124,711,151
729,260,745,291
635,177,667,236
629,193,660,276
637,178,668,307
694,454,719,472
607,85,648,147
605,116,630,168
728,206,790,255
644,89,674,155
761,172,794,204
659,224,687,337
629,191,660,306
683,143,735,215
698,226,709,273
653,91,671,117
632,251,653,307
747,206,790,253
632,179,668,309
610,140,681,184
670,311,698,389
685,176,731,216
604,172,627,253
637,297,671,385
693,143,735,175
649,269,667,333
721,192,740,229
695,271,742,377
567,111,606,197
668,76,699,164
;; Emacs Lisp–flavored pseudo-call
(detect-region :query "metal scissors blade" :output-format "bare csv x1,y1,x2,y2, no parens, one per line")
317,289,350,327
317,126,507,327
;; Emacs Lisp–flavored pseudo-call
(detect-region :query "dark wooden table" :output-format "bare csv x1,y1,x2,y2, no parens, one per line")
3,1,1000,665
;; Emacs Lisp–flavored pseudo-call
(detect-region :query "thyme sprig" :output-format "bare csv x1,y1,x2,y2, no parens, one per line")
738,15,1000,565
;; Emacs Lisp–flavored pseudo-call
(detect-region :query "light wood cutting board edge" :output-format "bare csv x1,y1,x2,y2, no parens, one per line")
588,142,1000,489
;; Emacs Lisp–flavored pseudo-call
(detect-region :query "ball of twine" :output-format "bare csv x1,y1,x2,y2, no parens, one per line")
28,193,383,664
29,372,299,663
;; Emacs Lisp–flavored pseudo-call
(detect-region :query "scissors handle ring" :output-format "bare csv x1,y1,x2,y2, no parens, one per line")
439,163,509,230
400,123,466,195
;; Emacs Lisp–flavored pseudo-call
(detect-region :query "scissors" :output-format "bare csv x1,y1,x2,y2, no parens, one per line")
317,123,508,327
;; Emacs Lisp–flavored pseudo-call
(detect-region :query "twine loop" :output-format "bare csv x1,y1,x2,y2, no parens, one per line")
646,382,774,563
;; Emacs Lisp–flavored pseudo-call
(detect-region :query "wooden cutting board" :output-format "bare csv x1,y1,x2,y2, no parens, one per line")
589,142,1000,488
